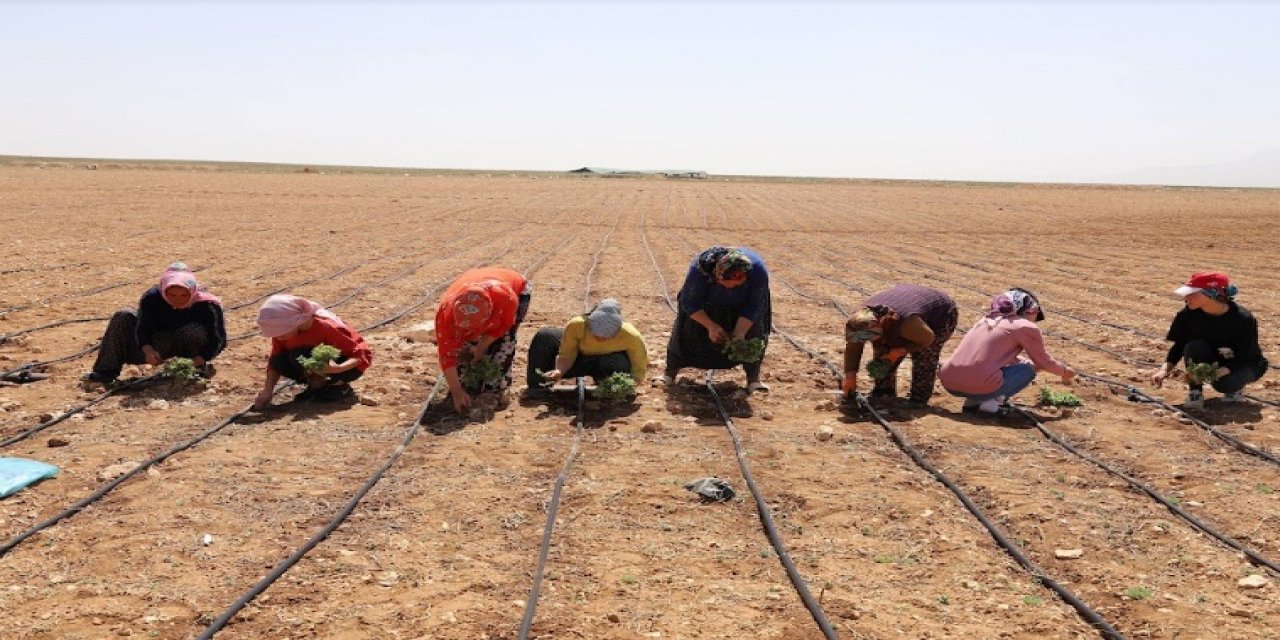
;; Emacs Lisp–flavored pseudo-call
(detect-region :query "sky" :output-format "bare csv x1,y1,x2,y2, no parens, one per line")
2,1,1278,187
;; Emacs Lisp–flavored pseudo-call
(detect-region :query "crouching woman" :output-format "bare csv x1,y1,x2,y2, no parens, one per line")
253,295,372,409
527,298,648,392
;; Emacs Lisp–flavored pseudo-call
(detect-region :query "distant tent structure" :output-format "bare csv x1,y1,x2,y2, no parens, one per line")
569,167,706,179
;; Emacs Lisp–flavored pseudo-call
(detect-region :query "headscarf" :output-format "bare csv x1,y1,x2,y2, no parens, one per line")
845,306,896,342
586,298,624,338
256,294,339,338
696,246,753,283
451,287,495,332
159,262,221,309
989,288,1044,321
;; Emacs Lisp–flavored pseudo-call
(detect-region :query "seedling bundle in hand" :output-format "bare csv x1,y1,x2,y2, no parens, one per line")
1037,386,1083,407
594,372,637,403
723,338,765,363
1185,362,1221,385
866,358,894,381
298,344,341,375
163,357,203,382
460,356,502,389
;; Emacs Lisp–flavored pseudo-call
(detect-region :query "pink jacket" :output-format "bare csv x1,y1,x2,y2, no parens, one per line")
939,316,1069,395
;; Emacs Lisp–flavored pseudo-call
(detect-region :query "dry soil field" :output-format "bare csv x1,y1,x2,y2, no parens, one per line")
1,161,1279,639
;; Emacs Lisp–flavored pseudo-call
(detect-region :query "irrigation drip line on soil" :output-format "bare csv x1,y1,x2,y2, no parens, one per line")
0,239,528,559
639,214,841,640
517,378,586,640
0,261,89,276
0,264,211,318
195,378,446,640
772,327,1126,640
1010,405,1280,576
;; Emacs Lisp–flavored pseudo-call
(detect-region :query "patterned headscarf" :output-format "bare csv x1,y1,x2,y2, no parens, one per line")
158,263,221,309
989,288,1044,321
845,306,896,342
452,287,494,331
696,246,753,283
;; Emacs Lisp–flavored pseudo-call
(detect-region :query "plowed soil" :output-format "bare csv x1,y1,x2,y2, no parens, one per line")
1,162,1278,639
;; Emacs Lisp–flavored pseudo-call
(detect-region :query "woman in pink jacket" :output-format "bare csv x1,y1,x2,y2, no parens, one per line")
939,288,1076,416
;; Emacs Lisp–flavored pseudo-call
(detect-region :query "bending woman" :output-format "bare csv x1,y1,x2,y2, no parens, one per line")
664,246,771,392
253,294,372,409
939,288,1076,416
842,284,958,405
84,262,226,385
527,298,648,392
435,267,531,413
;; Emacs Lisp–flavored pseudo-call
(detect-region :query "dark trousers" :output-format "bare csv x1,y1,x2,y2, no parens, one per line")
269,347,364,386
526,327,632,387
665,295,771,382
872,306,959,403
91,309,211,378
458,292,531,393
1182,339,1266,393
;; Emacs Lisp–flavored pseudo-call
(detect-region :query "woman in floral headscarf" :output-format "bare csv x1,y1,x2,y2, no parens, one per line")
939,288,1075,416
842,284,958,406
663,246,771,392
84,262,226,386
435,266,531,413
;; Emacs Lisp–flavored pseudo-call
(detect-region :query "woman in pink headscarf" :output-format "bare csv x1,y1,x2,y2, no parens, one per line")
84,262,226,386
434,266,531,413
253,294,373,410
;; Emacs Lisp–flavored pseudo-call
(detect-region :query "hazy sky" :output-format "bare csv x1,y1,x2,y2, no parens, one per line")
3,1,1278,187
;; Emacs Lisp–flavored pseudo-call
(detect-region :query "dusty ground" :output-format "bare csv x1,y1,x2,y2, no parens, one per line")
1,161,1279,639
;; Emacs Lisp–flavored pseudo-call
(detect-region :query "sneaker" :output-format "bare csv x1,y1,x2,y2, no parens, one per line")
746,380,770,393
1180,390,1205,410
1222,391,1247,403
657,374,675,386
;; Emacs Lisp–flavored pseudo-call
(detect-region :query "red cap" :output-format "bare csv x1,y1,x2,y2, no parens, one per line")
1174,271,1230,297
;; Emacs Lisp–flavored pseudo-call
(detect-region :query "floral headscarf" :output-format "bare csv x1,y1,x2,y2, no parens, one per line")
696,246,753,283
989,288,1044,321
845,305,897,342
158,262,221,309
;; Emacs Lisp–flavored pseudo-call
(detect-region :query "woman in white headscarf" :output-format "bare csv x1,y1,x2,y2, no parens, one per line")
253,294,373,409
939,288,1075,416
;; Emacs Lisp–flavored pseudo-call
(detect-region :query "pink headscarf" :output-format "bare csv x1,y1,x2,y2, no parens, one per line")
159,263,221,309
256,294,340,338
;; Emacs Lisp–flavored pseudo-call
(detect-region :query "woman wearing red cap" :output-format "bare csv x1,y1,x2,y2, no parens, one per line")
1152,271,1268,409
435,267,531,413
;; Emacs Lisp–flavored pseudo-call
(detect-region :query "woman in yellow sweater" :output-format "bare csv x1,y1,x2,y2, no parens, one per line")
526,298,648,393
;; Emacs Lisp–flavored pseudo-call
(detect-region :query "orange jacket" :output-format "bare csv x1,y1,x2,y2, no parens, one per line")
435,267,527,370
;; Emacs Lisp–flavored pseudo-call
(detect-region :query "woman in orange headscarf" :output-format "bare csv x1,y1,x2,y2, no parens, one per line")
435,267,531,413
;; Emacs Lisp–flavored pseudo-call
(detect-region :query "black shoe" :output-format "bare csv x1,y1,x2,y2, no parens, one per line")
316,383,355,402
82,371,117,386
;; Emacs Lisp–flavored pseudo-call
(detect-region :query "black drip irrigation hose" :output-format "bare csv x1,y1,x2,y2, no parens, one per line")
0,264,211,318
1010,405,1280,575
517,378,585,640
0,342,101,379
196,379,445,639
771,329,1126,640
703,371,841,640
639,216,841,639
0,373,163,448
1078,372,1280,468
0,315,111,344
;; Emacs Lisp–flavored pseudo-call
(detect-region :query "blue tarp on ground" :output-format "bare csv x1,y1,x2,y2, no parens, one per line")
0,457,59,498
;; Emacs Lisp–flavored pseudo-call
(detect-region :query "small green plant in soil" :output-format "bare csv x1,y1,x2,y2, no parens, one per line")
297,344,341,375
723,337,766,363
1186,362,1221,385
866,358,894,381
594,372,637,403
460,356,502,388
163,357,202,382
1037,387,1083,407
1022,595,1043,606
1124,586,1154,600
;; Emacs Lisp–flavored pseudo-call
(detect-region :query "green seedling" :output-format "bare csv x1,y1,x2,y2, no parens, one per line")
866,358,894,381
163,357,202,382
297,344,341,375
1186,362,1221,385
459,356,502,388
723,337,766,363
1037,387,1083,407
1124,586,1154,600
1023,595,1043,606
594,372,637,403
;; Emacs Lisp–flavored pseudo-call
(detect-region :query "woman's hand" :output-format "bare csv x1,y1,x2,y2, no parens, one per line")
884,347,908,363
841,373,857,395
1151,365,1171,388
142,345,163,367
253,389,274,410
193,356,206,368
1217,366,1231,379
451,389,473,413
542,369,563,384
1061,367,1077,383
706,324,729,344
